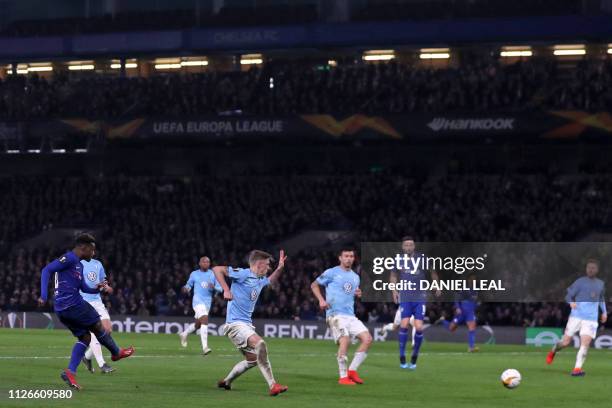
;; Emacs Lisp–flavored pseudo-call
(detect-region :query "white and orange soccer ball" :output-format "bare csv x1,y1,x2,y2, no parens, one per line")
500,369,521,389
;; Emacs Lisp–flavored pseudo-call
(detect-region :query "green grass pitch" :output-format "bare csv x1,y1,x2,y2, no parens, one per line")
0,328,610,408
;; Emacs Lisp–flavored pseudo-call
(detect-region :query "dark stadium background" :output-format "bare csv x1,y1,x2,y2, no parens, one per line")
1,0,611,331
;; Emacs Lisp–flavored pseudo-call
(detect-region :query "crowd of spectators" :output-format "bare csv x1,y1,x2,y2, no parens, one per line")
1,58,611,119
1,172,611,328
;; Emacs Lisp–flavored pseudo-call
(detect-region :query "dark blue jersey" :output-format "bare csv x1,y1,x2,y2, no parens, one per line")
397,252,430,302
40,251,100,312
454,288,477,311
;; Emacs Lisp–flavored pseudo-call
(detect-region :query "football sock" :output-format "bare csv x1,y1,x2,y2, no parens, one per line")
398,328,409,358
68,341,88,373
411,330,424,364
337,354,348,378
87,333,105,367
199,324,208,350
468,329,476,349
182,323,196,336
575,345,588,369
349,351,367,371
442,320,450,329
96,330,120,356
255,341,275,388
224,360,257,384
552,341,566,353
382,323,395,333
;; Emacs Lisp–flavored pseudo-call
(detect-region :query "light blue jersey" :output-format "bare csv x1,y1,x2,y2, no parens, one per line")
566,276,607,322
184,269,222,309
316,265,360,318
225,267,270,324
79,259,106,303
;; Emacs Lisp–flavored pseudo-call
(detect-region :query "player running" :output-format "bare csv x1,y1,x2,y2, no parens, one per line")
213,250,288,396
39,234,134,390
437,276,479,352
311,248,372,385
178,256,222,355
546,259,607,376
390,236,439,370
80,251,115,374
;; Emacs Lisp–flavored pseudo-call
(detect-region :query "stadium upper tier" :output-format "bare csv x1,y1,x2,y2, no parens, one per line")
0,0,590,37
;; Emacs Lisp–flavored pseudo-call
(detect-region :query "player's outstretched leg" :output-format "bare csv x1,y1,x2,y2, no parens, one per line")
89,322,135,361
547,335,571,365
348,331,372,384
218,358,257,390
179,322,197,347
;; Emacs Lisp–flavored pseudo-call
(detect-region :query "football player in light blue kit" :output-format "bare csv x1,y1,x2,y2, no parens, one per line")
178,256,222,355
80,250,116,374
311,248,372,386
546,259,608,376
213,250,289,397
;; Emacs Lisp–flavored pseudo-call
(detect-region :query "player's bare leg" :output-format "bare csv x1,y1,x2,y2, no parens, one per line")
547,334,572,365
571,335,592,376
337,336,355,385
467,320,479,352
348,331,372,384
179,319,201,347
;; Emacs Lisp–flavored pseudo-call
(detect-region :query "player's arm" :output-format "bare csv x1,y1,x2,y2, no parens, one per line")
182,272,194,294
268,249,287,286
212,266,232,300
390,270,399,304
565,280,578,308
99,265,113,294
310,271,330,310
39,259,65,305
600,289,608,323
80,278,106,294
430,269,442,297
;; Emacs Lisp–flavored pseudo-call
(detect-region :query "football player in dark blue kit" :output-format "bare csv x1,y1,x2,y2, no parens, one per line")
390,236,440,370
38,233,135,390
437,275,479,352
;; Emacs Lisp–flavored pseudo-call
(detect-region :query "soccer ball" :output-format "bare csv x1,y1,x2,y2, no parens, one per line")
500,369,521,389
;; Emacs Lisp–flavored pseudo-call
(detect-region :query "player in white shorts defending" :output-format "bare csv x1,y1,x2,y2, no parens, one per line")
380,308,415,345
311,248,373,385
546,259,607,376
80,252,115,374
213,250,289,396
178,256,222,355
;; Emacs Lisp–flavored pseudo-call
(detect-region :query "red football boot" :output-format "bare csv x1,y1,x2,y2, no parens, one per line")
338,377,356,385
60,369,82,390
348,370,364,384
111,346,135,361
571,368,586,377
546,351,556,365
269,383,288,396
